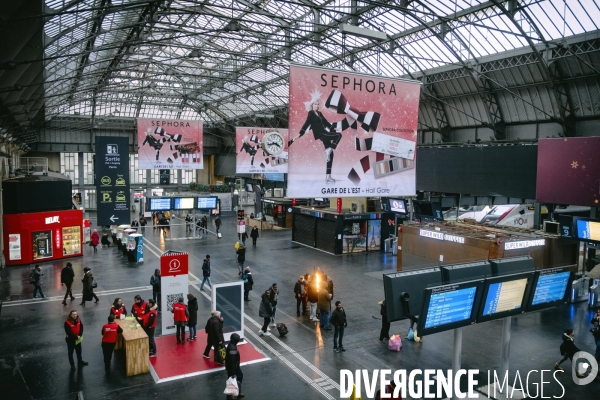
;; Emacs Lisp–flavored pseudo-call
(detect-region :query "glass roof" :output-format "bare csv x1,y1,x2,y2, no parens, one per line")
42,0,600,125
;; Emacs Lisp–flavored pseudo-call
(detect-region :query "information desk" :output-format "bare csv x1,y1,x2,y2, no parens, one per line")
115,317,149,376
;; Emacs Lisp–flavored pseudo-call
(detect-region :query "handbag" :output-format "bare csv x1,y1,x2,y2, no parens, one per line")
92,278,98,289
219,344,227,361
388,334,402,351
223,376,239,397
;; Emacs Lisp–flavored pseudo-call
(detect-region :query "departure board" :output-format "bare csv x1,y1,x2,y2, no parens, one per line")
424,286,477,329
173,197,195,210
197,197,217,209
482,279,528,315
149,198,172,211
531,271,570,306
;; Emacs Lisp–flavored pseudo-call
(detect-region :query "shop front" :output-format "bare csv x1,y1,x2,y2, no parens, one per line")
262,198,308,228
3,210,84,266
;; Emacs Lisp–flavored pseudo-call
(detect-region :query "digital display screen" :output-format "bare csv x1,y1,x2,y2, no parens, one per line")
149,198,172,211
389,199,406,214
576,220,600,242
482,279,528,315
173,197,195,210
424,287,477,329
197,197,217,209
531,271,570,306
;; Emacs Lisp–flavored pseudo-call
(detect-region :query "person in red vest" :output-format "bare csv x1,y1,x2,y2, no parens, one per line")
110,298,127,319
131,295,148,322
101,315,123,373
143,299,158,357
64,310,88,371
172,296,189,344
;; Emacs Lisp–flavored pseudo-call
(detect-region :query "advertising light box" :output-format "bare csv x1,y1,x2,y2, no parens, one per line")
197,196,217,210
477,272,534,323
173,197,195,210
526,268,571,312
388,198,406,214
149,197,172,211
576,219,600,242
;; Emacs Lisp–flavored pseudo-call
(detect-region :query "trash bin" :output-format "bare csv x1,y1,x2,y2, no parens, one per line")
126,234,144,262
392,238,398,255
116,225,131,250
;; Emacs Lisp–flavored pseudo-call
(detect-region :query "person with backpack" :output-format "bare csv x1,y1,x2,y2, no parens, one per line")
143,299,158,357
242,267,253,301
330,301,347,352
101,315,122,373
80,267,99,305
555,328,584,377
379,300,390,343
30,264,46,299
187,294,199,341
203,311,225,363
200,255,211,290
236,244,246,275
269,283,279,327
250,226,259,246
150,269,161,312
258,289,273,337
61,262,75,305
172,297,189,344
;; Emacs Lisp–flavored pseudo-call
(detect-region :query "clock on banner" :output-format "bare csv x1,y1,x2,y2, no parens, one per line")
261,131,284,156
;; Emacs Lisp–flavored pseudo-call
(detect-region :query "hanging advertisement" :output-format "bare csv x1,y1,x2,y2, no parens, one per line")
95,136,130,226
8,234,21,261
236,127,289,173
287,64,421,198
160,251,189,336
137,118,203,169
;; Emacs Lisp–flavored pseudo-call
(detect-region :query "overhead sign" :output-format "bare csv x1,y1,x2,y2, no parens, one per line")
287,64,421,198
95,136,130,226
236,127,289,174
137,118,203,169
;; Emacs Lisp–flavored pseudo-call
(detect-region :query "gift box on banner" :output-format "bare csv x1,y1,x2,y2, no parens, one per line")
160,251,189,336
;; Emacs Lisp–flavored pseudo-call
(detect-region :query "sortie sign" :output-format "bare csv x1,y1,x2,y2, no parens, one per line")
95,136,130,226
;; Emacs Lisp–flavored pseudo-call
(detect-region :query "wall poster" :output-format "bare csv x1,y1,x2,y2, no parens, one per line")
137,119,203,169
8,233,21,260
236,127,289,174
287,64,421,198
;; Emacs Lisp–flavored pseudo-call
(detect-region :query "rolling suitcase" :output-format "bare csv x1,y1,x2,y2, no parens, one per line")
276,323,288,337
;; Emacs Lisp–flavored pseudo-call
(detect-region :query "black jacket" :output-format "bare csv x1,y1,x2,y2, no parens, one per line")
307,281,318,303
330,307,347,327
205,316,224,344
225,336,241,377
150,273,161,292
236,247,246,262
560,333,580,357
592,316,600,340
243,272,253,290
64,317,84,341
299,110,333,140
258,293,273,318
202,259,211,277
294,280,305,297
250,228,259,239
82,272,94,293
187,297,198,326
61,266,74,284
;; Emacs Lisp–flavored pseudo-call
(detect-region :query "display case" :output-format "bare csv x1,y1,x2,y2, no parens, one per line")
62,226,81,255
32,231,52,260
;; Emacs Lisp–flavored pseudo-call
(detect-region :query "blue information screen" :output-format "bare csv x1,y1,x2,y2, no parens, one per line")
424,287,477,329
482,279,528,316
531,272,570,305
149,198,171,211
197,197,217,209
576,220,600,242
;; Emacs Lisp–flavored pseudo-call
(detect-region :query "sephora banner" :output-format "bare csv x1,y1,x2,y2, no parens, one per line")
287,65,421,198
137,118,203,169
236,127,289,174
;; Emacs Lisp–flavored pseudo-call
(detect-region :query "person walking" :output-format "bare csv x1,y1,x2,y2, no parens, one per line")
31,264,46,299
240,231,248,246
379,300,390,343
172,297,189,344
591,309,600,361
269,283,279,327
150,269,161,312
143,299,158,357
330,301,347,352
294,276,307,316
258,289,273,336
250,226,259,246
110,298,127,318
187,294,198,341
80,267,99,305
307,277,319,322
101,315,122,372
236,244,246,275
318,284,333,330
242,267,253,301
64,310,88,371
225,333,245,399
131,295,148,320
139,216,147,235
215,214,222,237
555,328,584,377
200,255,212,290
61,262,75,305
90,229,100,253
203,311,225,363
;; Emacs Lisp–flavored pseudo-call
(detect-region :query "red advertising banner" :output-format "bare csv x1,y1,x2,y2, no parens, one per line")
160,251,189,277
287,65,421,198
236,127,289,174
536,137,600,207
137,118,203,169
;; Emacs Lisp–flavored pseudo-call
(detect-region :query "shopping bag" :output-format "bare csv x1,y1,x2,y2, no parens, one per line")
388,334,402,351
217,233,222,238
414,328,422,343
219,345,227,361
224,376,239,396
407,327,414,341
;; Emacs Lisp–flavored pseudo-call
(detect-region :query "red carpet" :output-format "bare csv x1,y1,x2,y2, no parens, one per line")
149,331,269,383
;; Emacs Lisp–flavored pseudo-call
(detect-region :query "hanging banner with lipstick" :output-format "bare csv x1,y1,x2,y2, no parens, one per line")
137,118,203,169
287,64,421,198
235,127,289,174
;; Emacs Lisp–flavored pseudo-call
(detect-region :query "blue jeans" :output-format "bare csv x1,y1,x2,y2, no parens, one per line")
189,325,197,339
33,284,45,298
271,306,277,323
200,277,211,290
216,225,220,234
319,310,331,328
334,325,345,349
